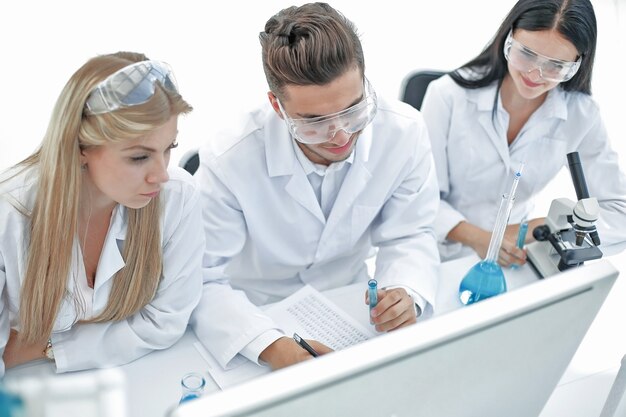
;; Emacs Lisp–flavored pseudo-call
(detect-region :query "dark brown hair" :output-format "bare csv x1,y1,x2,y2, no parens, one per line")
451,0,597,94
259,2,365,100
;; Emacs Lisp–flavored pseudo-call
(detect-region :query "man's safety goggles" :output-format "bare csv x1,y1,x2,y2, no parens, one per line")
84,60,178,115
503,31,581,83
277,78,377,145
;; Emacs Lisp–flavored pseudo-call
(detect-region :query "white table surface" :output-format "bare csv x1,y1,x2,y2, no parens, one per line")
5,248,625,417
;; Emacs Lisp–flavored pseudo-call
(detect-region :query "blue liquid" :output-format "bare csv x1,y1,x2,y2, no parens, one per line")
0,386,23,416
179,372,206,405
368,279,378,324
179,394,200,404
458,260,507,305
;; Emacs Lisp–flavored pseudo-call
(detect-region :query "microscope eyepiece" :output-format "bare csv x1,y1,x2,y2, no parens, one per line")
567,152,590,200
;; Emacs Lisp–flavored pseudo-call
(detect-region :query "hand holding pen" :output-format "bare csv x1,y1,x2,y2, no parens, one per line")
293,333,319,357
260,336,332,370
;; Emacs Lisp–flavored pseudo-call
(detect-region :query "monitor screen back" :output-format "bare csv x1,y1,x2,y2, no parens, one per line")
176,260,617,417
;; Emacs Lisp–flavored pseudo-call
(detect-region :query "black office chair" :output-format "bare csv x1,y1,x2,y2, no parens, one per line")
400,70,446,111
179,149,200,175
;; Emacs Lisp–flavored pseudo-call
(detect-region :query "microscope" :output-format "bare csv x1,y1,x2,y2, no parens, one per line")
526,152,603,278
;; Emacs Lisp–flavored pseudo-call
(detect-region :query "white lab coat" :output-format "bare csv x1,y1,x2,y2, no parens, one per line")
422,75,626,260
0,167,204,375
191,96,441,369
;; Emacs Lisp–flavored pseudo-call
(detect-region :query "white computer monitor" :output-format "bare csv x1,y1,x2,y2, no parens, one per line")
174,260,618,417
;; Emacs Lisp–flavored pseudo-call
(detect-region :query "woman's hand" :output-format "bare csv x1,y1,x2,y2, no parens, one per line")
448,219,544,267
2,329,47,368
365,287,417,332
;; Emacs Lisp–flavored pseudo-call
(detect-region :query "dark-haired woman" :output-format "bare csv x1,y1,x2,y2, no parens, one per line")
422,0,626,265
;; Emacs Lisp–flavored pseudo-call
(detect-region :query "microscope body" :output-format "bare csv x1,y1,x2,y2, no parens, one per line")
526,153,603,278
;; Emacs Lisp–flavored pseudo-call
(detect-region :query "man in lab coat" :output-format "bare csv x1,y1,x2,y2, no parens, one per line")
191,2,440,370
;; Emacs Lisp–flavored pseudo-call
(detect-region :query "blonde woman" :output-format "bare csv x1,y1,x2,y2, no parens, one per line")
0,52,204,375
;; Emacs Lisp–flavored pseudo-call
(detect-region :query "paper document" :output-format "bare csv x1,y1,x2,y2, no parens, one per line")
266,284,375,349
195,285,377,389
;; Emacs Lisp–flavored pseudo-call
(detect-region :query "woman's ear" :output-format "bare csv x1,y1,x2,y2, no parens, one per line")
79,147,88,169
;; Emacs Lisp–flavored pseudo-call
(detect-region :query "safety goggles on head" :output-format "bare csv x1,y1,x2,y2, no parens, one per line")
277,78,378,145
503,31,581,83
84,60,178,115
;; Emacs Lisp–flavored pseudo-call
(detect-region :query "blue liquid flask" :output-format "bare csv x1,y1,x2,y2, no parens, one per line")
459,260,507,305
179,373,206,404
459,172,521,305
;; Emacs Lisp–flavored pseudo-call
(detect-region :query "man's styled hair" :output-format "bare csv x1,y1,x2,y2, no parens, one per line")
259,2,365,100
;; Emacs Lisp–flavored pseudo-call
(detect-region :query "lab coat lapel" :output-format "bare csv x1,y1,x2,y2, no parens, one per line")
93,205,126,294
55,212,125,327
322,129,373,239
53,241,81,331
472,85,510,167
285,164,325,223
478,113,510,167
265,113,325,223
511,87,569,151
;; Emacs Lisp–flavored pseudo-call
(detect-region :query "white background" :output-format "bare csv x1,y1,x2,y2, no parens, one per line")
0,0,623,213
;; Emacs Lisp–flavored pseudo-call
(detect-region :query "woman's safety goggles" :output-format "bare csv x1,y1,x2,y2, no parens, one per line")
84,60,178,115
503,31,581,83
277,78,377,145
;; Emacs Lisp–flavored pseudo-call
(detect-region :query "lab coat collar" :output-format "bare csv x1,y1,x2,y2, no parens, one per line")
265,108,374,224
292,137,354,177
537,87,569,121
467,80,569,120
265,110,297,178
467,81,499,112
261,111,325,221
469,82,569,167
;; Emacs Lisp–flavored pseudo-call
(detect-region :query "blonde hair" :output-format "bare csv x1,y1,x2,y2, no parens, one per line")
13,51,192,344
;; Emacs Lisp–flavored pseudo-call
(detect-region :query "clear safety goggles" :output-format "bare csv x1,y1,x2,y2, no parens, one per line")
84,60,178,115
503,31,581,83
277,78,378,144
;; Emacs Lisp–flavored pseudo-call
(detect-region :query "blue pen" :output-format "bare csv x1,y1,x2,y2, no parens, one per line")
368,279,378,324
511,220,529,270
